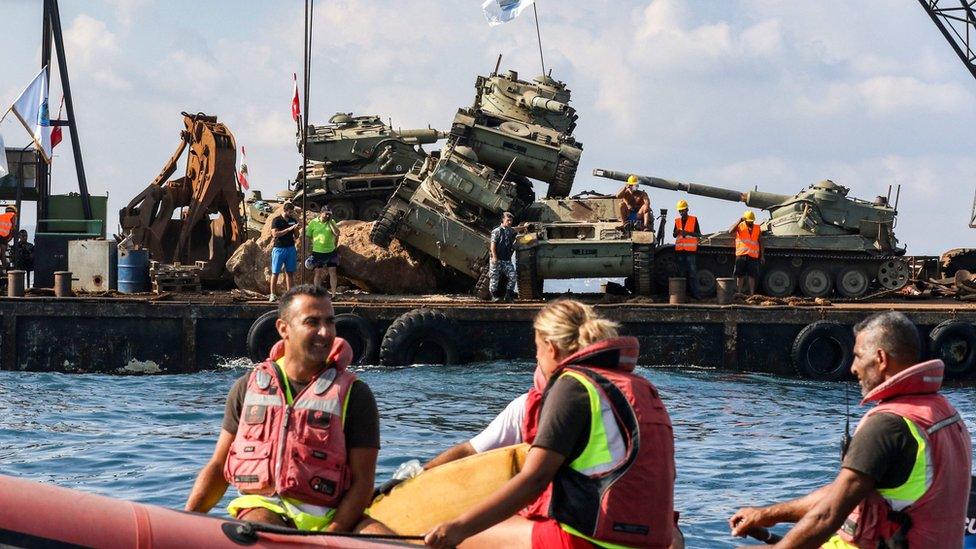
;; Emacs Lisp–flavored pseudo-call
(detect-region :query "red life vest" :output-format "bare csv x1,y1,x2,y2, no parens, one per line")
223,338,357,507
837,360,972,548
734,222,760,258
520,337,675,548
0,212,15,240
674,215,698,253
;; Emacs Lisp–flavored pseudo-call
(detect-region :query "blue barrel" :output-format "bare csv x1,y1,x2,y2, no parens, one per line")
118,249,150,293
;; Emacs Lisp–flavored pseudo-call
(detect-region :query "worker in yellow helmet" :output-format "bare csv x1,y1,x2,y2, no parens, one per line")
672,200,701,299
729,210,763,295
616,175,651,230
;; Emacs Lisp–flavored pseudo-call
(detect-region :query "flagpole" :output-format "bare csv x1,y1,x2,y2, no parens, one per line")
532,2,546,76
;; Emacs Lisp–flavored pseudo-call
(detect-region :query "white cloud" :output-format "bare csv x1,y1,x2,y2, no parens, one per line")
796,76,973,117
63,14,131,91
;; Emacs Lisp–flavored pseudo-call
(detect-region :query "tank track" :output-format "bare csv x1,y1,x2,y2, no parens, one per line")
632,244,654,296
369,204,404,248
687,246,910,298
516,248,541,300
546,156,577,199
473,260,493,300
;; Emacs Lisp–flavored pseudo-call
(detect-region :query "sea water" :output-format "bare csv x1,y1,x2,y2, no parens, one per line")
1,363,973,547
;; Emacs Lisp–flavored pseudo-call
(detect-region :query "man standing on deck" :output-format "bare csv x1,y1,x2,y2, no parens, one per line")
304,206,340,297
185,284,388,533
12,230,35,287
488,211,518,302
729,311,972,548
673,200,701,299
730,211,762,296
268,202,300,302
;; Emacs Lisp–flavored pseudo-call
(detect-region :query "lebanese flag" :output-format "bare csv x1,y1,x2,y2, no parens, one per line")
51,95,64,149
237,145,249,191
291,73,301,122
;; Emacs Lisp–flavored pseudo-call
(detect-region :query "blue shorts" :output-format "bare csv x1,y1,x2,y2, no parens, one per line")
271,246,297,274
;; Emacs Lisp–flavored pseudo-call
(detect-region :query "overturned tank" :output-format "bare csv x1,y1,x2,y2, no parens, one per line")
450,67,582,198
370,145,535,295
594,169,910,299
291,113,446,220
515,196,657,300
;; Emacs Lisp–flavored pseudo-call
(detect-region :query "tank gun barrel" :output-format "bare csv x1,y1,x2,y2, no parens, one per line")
592,168,790,210
396,128,448,145
522,92,570,113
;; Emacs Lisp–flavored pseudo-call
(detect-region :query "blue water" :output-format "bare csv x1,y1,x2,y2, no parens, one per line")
1,363,973,548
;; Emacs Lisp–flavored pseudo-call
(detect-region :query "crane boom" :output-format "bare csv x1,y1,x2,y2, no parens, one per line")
917,0,976,81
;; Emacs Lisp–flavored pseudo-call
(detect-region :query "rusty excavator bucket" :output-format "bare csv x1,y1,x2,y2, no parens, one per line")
119,112,246,283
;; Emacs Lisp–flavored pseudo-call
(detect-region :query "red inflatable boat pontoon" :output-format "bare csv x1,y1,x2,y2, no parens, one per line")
0,474,413,548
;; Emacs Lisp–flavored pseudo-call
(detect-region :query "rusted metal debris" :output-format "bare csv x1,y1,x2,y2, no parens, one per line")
118,112,246,283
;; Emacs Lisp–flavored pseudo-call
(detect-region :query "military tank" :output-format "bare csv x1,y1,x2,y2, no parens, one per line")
450,66,582,199
370,145,534,295
594,169,910,299
515,196,657,300
290,113,446,220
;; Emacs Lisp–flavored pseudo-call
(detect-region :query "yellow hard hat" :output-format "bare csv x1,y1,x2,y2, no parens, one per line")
626,175,638,185
676,200,689,211
743,210,756,222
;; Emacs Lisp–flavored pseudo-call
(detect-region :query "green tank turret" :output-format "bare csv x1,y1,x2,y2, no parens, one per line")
450,66,583,199
594,168,909,299
291,113,447,220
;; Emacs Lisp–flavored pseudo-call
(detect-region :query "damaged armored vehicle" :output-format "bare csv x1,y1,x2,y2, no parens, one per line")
290,113,446,220
450,65,582,199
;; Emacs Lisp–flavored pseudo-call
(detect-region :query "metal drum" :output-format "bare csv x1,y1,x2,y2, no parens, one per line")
118,249,150,293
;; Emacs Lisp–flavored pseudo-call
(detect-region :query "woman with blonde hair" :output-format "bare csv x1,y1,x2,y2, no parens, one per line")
425,299,678,549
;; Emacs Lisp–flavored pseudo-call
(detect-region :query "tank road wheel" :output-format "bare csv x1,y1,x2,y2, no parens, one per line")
836,266,870,298
791,321,854,381
653,248,678,294
328,200,356,221
370,205,403,248
929,320,976,378
632,244,654,296
546,156,578,199
379,309,465,366
695,268,718,298
799,267,833,298
761,268,796,298
358,199,387,221
877,259,910,291
246,310,280,363
336,313,380,365
516,248,542,300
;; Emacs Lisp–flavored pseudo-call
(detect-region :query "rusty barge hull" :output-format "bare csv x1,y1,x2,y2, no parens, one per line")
2,296,974,378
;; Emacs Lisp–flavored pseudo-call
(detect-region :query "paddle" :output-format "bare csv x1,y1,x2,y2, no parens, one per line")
745,526,783,544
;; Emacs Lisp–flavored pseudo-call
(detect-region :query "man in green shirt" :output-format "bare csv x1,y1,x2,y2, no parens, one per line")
305,207,341,295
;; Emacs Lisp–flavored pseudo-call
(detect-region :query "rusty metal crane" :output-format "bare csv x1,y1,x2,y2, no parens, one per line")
119,112,246,282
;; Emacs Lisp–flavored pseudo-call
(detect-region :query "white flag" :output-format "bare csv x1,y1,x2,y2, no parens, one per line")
0,133,8,179
8,67,52,164
482,0,535,26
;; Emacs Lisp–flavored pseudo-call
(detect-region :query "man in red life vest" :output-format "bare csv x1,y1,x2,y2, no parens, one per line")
730,311,972,548
185,284,385,533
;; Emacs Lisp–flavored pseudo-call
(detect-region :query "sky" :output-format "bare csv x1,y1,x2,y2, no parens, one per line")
1,0,974,255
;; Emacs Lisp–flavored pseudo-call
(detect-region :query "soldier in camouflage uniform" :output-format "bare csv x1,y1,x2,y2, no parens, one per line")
489,212,518,302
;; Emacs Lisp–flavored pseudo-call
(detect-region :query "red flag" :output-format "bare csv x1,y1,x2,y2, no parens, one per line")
51,96,64,149
237,145,249,191
291,73,301,122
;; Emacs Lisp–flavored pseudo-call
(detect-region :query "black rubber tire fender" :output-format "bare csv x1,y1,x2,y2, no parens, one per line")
379,309,465,366
928,320,976,379
246,309,280,363
336,313,380,365
791,321,854,381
